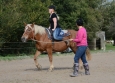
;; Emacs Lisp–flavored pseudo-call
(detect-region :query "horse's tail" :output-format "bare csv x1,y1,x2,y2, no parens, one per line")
86,47,91,61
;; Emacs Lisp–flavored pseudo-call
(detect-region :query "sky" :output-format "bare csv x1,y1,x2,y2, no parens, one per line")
107,0,113,2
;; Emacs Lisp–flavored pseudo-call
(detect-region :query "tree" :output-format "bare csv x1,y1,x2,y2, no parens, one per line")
1,0,115,55
0,0,51,55
51,0,105,39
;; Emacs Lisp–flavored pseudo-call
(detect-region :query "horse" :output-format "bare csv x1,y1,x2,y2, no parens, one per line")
21,23,91,71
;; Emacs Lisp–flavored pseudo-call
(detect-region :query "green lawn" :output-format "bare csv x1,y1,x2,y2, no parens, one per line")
91,43,115,53
106,43,115,50
0,55,31,61
0,52,73,61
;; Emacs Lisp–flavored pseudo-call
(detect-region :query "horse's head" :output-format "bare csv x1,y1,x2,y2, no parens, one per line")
21,23,35,42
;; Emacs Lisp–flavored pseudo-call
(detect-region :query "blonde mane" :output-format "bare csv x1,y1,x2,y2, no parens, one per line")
26,24,46,35
34,25,46,35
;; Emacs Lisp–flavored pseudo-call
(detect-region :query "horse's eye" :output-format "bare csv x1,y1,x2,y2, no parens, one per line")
28,29,31,32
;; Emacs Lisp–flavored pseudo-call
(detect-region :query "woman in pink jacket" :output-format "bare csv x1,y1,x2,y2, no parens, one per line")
70,18,90,77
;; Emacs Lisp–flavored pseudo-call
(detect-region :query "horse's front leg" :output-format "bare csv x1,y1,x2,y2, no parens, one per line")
47,48,54,72
34,50,42,70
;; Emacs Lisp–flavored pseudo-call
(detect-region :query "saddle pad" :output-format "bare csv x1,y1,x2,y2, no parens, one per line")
60,30,68,35
62,30,68,33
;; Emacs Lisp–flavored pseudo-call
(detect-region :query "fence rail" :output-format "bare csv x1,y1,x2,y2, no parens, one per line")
0,41,105,48
0,41,114,49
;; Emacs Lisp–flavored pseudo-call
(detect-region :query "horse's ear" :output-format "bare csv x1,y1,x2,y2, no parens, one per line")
31,22,35,28
24,22,27,26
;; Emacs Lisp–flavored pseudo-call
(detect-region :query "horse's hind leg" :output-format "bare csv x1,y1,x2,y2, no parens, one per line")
79,59,83,70
34,50,42,70
47,48,54,72
86,47,91,61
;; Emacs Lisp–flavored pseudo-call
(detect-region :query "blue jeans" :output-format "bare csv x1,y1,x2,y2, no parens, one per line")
74,46,87,64
53,28,64,40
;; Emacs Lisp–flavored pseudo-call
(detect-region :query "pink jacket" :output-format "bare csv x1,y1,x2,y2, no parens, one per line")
73,27,88,46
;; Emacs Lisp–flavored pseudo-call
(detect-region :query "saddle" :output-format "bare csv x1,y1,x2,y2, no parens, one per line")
45,28,70,41
45,28,70,46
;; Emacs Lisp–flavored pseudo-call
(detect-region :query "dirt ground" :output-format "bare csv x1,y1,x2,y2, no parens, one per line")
0,52,115,83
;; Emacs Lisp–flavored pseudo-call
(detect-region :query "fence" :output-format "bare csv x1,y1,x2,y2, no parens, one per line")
0,40,114,56
0,42,36,56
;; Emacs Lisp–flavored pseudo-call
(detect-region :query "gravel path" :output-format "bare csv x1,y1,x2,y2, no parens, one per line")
0,52,115,83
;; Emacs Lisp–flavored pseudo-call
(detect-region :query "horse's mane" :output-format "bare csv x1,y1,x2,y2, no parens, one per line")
34,24,46,35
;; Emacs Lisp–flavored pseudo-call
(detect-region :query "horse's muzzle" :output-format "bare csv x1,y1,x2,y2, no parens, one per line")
21,37,27,42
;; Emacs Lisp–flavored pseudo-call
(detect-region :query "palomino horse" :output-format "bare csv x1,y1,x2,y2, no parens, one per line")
21,23,91,71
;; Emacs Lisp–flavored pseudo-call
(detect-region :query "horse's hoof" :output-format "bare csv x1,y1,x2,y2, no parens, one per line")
48,68,54,72
36,65,42,70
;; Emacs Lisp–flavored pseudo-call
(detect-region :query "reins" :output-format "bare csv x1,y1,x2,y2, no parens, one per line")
25,25,70,44
31,38,70,43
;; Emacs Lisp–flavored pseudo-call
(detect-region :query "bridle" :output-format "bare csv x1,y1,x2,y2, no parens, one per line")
24,25,35,41
24,25,70,43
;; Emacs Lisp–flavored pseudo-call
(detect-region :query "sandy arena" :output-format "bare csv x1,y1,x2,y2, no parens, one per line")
0,52,115,83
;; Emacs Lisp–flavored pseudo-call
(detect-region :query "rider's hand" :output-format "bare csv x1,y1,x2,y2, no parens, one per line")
52,29,55,31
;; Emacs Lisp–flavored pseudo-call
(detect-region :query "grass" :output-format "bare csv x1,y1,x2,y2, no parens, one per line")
0,55,31,61
106,43,115,50
0,52,73,61
0,43,114,61
91,43,115,53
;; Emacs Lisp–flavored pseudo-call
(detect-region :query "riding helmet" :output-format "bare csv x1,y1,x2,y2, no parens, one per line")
48,5,55,10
